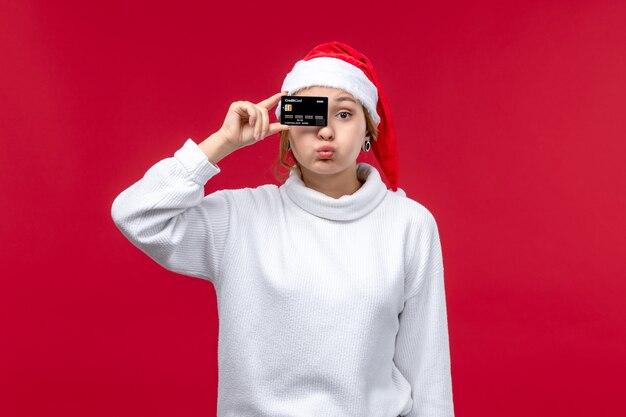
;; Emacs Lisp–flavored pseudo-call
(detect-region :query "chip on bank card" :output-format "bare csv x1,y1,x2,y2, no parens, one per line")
279,96,328,126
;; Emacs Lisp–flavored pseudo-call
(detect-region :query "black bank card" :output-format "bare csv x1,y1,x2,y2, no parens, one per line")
279,96,328,126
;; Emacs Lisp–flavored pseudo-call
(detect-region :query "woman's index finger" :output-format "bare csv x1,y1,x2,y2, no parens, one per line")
256,91,289,109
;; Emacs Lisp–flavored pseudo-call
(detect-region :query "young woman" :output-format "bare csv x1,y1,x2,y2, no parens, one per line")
111,41,455,417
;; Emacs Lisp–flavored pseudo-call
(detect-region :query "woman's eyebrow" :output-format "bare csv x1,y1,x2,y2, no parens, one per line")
334,96,357,104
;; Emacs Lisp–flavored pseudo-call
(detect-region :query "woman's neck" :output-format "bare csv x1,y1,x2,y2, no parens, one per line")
299,166,364,199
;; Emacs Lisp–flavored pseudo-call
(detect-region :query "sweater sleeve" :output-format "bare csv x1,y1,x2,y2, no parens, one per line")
110,138,231,285
394,211,455,417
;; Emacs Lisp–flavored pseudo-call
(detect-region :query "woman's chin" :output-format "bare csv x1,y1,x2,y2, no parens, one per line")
302,162,349,176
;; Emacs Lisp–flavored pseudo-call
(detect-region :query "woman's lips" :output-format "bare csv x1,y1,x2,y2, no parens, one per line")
316,150,334,159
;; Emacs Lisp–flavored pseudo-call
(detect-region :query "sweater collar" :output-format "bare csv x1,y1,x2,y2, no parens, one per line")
281,162,391,221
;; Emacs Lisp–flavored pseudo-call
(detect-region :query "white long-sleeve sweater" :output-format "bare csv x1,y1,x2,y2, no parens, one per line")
111,138,455,417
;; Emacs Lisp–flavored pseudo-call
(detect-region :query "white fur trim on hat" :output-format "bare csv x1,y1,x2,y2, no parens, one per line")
275,57,380,126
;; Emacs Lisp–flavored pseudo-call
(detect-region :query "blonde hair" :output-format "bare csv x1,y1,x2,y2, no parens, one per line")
271,104,379,183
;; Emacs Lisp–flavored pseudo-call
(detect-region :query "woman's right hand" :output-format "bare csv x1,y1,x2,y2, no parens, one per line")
215,91,291,150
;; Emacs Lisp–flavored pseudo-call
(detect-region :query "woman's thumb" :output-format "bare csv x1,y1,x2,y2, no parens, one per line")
265,122,291,138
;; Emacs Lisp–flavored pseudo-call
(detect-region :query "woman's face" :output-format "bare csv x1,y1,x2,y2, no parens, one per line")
288,86,369,178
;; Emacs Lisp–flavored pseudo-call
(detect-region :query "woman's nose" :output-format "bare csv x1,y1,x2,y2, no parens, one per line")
317,125,334,140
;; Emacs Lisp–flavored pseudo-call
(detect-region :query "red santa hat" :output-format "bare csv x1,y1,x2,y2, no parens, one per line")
275,40,399,191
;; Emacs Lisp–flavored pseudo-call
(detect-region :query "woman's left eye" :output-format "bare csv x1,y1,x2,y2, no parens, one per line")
337,111,352,119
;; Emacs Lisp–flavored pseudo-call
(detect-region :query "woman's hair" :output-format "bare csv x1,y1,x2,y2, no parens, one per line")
272,103,379,183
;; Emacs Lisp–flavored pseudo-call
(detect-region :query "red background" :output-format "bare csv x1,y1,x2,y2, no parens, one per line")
1,1,625,416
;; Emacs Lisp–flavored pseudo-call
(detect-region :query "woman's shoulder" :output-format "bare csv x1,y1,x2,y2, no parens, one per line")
384,187,439,227
211,182,281,210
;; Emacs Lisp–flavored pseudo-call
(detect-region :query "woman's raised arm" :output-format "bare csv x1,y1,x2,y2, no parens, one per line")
110,92,290,285
111,137,232,285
